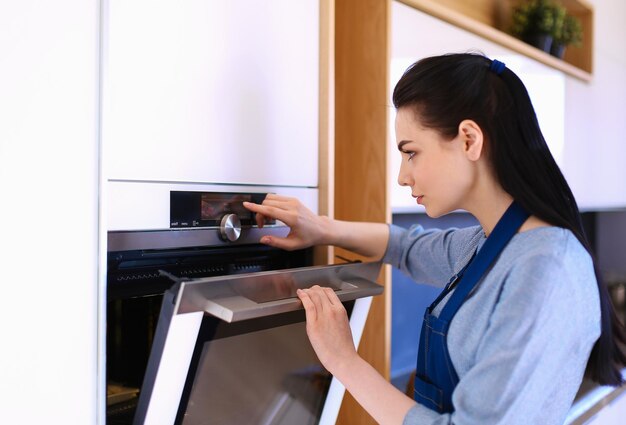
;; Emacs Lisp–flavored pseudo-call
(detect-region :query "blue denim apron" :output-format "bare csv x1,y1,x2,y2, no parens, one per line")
413,202,529,413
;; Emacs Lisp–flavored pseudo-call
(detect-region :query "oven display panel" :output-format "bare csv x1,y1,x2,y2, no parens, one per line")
200,193,250,221
170,191,268,228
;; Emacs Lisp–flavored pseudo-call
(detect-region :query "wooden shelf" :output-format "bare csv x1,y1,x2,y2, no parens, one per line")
398,0,593,82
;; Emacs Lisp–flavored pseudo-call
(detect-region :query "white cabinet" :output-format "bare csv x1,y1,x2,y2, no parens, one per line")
103,0,320,187
0,1,100,423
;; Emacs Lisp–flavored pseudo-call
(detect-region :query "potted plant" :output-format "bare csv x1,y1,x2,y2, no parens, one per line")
550,13,583,58
511,0,564,53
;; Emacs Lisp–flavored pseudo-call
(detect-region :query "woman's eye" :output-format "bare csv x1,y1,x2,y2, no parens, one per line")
407,152,416,161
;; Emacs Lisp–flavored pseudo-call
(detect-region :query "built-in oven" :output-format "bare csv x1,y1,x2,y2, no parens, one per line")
106,187,383,425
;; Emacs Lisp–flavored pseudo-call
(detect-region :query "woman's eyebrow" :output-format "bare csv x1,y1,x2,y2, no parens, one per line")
397,140,412,151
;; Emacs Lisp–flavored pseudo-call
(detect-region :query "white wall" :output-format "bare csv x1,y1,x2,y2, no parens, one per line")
389,0,626,212
0,1,100,424
564,0,626,210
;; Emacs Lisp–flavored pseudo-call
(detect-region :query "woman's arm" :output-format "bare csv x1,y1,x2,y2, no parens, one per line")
333,355,417,425
325,218,390,259
243,194,390,259
297,285,416,425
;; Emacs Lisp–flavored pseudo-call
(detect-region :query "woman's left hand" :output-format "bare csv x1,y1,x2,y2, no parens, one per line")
297,285,358,375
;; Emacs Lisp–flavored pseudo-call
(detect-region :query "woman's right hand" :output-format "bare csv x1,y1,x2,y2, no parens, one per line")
243,194,331,251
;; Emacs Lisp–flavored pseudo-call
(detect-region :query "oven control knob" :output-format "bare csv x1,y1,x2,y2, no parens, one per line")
220,213,242,242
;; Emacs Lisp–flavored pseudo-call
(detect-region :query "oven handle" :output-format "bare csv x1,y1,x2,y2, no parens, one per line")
174,261,383,322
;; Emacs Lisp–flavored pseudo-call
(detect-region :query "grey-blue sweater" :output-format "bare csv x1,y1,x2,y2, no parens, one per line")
382,224,601,425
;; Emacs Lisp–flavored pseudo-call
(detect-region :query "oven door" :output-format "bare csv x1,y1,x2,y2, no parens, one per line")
133,261,383,425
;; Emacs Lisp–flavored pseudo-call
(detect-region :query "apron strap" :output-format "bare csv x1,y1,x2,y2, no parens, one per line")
438,201,529,321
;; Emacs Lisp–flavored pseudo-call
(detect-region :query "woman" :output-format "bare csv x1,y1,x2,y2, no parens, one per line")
243,53,626,424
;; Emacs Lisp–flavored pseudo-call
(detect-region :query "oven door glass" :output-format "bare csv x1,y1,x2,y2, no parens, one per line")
133,261,382,425
181,308,344,425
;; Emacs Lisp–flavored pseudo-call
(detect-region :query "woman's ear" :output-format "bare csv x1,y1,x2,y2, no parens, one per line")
458,119,484,161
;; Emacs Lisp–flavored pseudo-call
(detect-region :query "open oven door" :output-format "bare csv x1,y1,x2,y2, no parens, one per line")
133,261,383,425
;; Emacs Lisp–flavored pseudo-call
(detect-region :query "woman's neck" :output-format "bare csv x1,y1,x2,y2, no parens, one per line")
461,161,551,236
469,193,514,238
466,191,551,237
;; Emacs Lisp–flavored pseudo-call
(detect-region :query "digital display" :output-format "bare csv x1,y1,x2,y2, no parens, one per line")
201,193,252,221
170,191,269,228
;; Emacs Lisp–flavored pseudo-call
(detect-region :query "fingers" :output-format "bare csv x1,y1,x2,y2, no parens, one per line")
298,286,329,326
322,287,341,307
297,288,317,322
298,285,341,312
243,195,297,218
306,285,330,313
241,201,266,227
243,197,304,250
264,193,294,203
243,201,292,225
258,234,299,251
260,199,291,208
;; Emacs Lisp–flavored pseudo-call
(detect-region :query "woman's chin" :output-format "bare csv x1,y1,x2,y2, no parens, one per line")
423,205,451,219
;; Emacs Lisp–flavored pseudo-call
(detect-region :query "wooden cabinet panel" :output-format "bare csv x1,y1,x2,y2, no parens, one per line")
335,0,391,423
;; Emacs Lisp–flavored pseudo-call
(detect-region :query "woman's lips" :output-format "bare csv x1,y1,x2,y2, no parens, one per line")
413,194,424,204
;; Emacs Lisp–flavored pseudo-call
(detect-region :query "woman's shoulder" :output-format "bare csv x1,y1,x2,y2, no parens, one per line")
510,226,589,263
493,226,600,336
499,226,598,303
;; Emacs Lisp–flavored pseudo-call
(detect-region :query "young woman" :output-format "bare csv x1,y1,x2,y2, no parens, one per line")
243,53,626,425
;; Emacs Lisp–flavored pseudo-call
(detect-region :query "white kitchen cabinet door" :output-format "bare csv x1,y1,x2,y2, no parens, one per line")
103,0,319,187
0,1,100,423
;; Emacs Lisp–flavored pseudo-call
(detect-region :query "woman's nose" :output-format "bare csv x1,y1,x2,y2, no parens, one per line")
397,162,413,187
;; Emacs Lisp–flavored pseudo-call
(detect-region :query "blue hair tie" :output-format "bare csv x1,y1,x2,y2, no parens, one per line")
489,59,506,75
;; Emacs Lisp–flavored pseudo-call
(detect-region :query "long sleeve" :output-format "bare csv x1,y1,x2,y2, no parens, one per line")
382,223,484,287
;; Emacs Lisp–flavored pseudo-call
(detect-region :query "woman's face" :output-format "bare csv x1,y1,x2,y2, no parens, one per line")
395,107,475,218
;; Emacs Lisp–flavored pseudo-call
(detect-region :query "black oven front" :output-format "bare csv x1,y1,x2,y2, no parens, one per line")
106,236,310,424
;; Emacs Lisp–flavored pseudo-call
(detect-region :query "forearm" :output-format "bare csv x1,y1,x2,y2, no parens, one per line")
333,355,416,425
322,218,390,259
